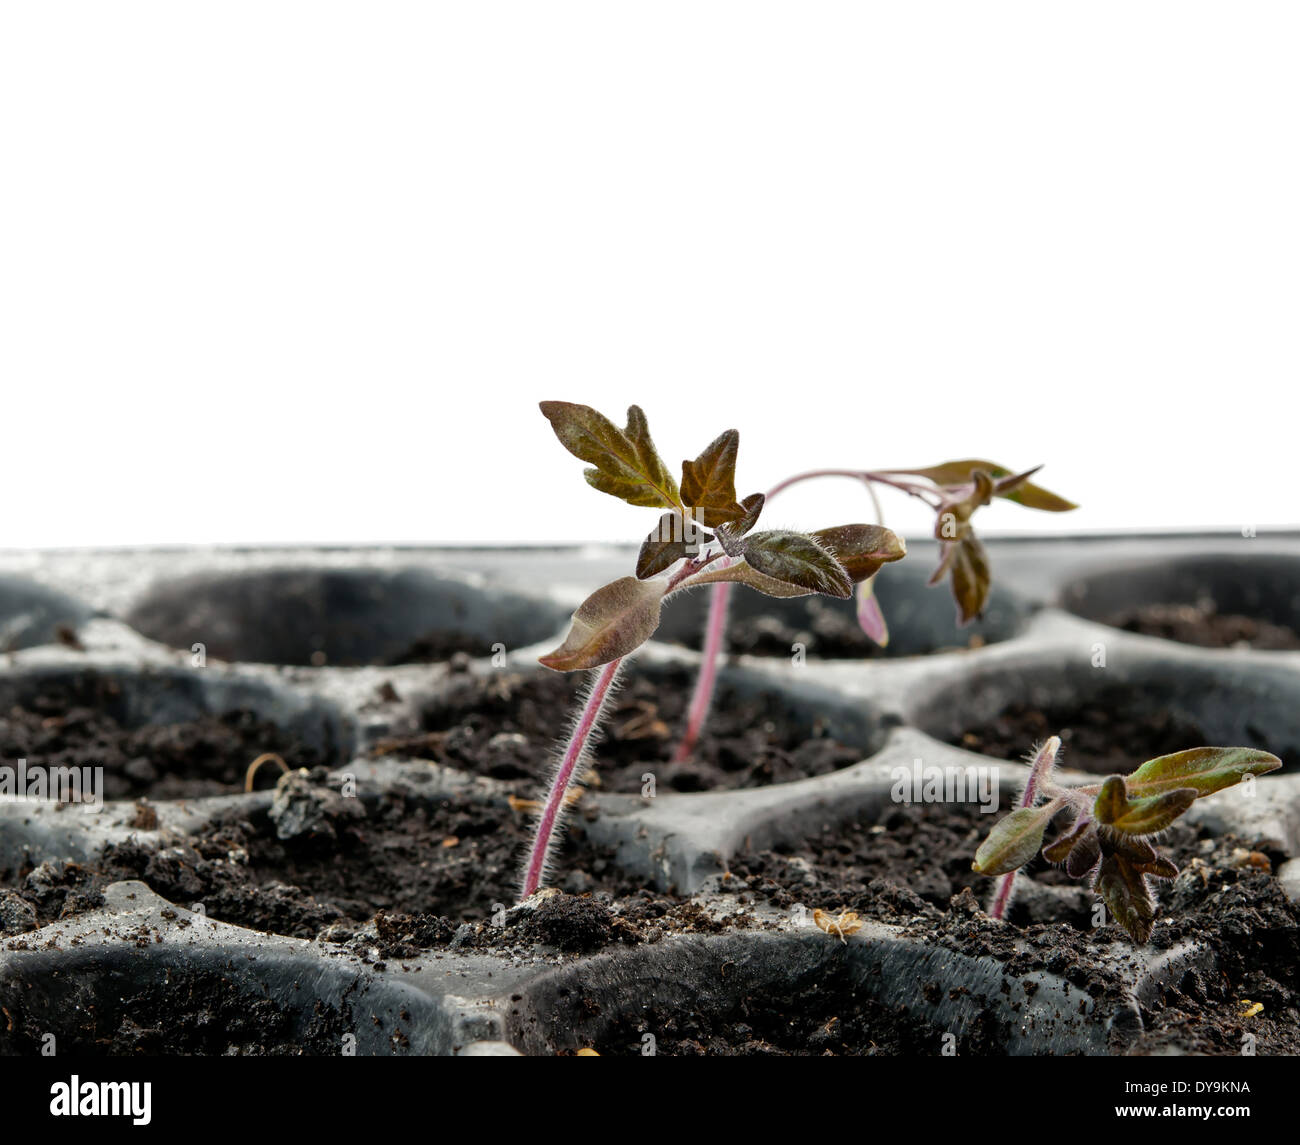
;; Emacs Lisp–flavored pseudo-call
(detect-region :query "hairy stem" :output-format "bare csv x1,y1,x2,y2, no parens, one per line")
990,736,1061,921
520,552,720,899
521,657,621,898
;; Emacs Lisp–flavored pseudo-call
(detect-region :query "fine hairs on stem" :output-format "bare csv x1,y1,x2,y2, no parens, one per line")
520,656,623,899
521,551,719,898
988,736,1061,921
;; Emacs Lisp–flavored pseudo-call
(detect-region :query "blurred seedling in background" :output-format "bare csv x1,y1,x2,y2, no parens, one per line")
972,736,1281,942
676,458,1077,759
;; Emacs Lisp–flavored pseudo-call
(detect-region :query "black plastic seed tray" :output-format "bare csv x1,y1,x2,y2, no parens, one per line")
0,535,1297,1056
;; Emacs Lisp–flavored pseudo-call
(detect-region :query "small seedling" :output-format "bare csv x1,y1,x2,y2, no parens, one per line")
972,736,1281,942
675,460,1077,759
519,401,907,898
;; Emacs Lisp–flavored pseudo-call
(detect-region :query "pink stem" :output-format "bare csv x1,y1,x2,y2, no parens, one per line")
521,657,621,898
989,868,1018,921
989,736,1061,922
520,553,720,899
674,576,732,762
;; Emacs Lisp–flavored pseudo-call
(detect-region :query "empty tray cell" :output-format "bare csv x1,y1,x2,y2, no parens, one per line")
1060,554,1300,650
405,659,890,792
910,653,1300,775
0,575,93,652
125,566,570,666
0,663,352,803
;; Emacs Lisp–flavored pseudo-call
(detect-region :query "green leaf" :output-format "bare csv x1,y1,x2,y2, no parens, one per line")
680,430,747,527
740,530,853,599
1095,852,1156,943
1093,774,1197,835
1125,747,1283,800
540,401,682,511
539,577,665,671
808,524,906,584
889,459,1078,512
972,802,1061,877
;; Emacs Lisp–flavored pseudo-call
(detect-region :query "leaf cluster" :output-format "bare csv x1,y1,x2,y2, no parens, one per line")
877,461,1076,624
538,402,906,671
972,745,1281,942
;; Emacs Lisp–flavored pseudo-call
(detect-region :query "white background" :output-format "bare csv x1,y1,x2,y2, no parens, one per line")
3,3,1296,549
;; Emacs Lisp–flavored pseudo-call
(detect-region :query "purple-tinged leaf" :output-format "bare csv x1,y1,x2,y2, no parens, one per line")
539,576,665,672
809,524,906,584
675,561,822,599
714,492,765,557
1043,816,1100,878
856,576,889,646
680,430,747,527
635,511,711,579
741,530,854,599
1064,828,1102,878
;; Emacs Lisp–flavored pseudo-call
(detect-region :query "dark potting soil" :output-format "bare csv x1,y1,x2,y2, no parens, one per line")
386,665,867,793
719,801,1300,1055
1105,600,1300,651
3,777,1295,1054
0,679,331,801
384,631,490,665
949,685,1220,775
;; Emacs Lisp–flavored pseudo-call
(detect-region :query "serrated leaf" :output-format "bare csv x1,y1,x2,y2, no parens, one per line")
1095,852,1156,943
680,430,746,526
539,577,665,671
741,530,853,599
1092,774,1197,835
889,459,1078,512
809,524,906,584
856,575,889,646
972,802,1060,877
1125,747,1283,800
948,533,991,625
714,492,765,556
540,401,682,511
